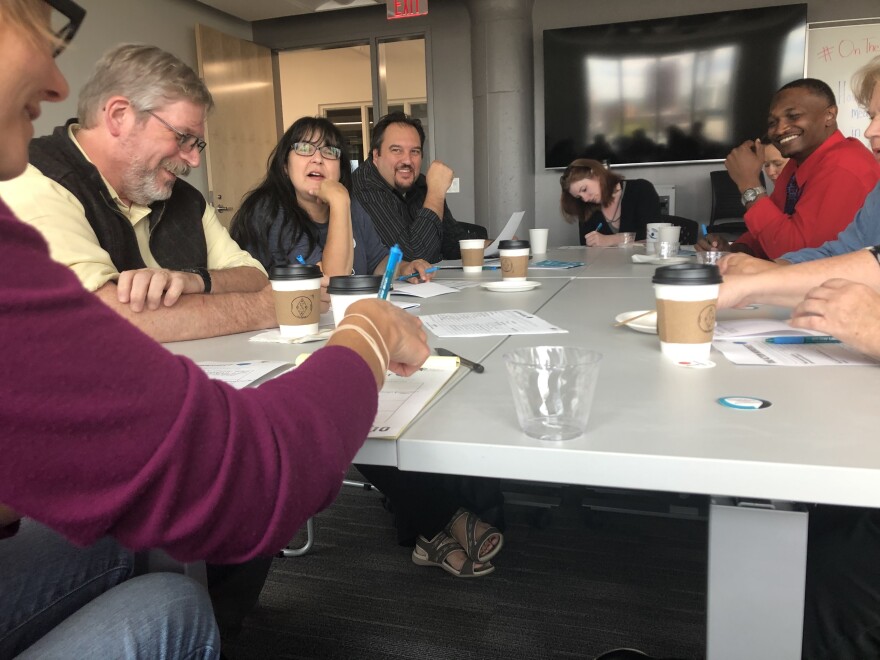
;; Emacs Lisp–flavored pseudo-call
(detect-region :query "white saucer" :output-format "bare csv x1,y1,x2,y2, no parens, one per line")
614,310,657,334
481,280,542,292
643,256,691,266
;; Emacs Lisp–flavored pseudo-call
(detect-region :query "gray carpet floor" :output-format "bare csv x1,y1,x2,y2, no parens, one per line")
223,476,707,660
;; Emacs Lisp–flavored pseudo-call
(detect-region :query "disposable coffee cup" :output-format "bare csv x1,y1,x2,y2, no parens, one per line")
327,275,382,327
645,222,672,255
498,239,530,281
460,239,486,274
269,265,323,338
529,228,549,254
504,346,602,441
658,225,681,244
652,264,722,363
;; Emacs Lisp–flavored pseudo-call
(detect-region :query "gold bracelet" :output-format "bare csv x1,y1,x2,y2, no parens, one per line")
332,324,388,376
340,313,390,367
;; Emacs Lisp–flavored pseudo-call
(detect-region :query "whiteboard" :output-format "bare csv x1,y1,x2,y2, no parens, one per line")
806,21,880,148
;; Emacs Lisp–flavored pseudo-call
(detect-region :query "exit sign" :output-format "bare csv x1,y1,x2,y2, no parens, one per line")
386,0,428,19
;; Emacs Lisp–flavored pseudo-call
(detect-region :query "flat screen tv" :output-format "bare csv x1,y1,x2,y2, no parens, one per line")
543,5,807,168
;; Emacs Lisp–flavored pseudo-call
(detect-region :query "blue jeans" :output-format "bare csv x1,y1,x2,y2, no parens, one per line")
0,520,220,659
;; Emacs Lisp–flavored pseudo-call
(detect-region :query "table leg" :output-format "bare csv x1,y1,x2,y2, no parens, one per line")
707,498,808,660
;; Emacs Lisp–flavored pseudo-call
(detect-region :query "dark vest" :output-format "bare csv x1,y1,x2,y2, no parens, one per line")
29,120,208,272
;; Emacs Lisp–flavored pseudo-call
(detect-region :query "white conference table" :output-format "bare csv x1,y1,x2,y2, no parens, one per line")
167,249,878,660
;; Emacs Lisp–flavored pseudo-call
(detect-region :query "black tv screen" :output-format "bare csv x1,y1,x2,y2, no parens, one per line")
543,5,807,168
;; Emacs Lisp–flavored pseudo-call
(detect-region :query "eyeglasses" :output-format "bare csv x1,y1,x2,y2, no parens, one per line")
291,142,342,161
146,111,207,154
45,0,86,58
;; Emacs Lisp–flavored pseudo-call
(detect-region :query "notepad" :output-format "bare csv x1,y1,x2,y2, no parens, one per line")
295,354,460,439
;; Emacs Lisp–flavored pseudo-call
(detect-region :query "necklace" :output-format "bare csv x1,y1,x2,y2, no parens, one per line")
604,183,624,226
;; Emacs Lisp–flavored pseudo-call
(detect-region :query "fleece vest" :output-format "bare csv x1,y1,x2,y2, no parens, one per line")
29,120,208,272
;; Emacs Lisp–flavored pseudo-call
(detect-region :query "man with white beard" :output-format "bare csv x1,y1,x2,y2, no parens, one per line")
0,44,276,343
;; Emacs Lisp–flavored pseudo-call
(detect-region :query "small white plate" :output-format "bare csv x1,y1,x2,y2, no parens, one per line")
614,310,657,334
481,280,542,292
644,256,691,266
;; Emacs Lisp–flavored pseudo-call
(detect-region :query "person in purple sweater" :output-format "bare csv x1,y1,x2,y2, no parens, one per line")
0,1,429,657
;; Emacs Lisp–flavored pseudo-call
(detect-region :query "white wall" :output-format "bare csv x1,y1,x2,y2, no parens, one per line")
38,0,252,197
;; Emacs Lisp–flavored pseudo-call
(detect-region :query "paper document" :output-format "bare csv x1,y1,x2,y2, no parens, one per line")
197,361,292,388
429,279,484,290
530,259,584,269
484,211,525,256
714,319,828,340
437,258,500,269
713,341,879,367
370,355,460,439
391,282,459,298
294,353,460,439
420,309,568,337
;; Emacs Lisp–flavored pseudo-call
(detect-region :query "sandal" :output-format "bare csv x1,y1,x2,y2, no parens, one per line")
445,508,504,563
411,532,494,578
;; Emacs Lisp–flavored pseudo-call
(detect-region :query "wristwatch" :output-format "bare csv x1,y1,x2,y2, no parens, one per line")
741,186,766,207
181,267,212,294
869,245,880,267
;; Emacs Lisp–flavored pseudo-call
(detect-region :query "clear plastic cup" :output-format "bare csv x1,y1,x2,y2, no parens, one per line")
503,346,602,441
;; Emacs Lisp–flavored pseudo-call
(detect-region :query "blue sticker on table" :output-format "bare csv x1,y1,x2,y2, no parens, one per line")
717,396,771,410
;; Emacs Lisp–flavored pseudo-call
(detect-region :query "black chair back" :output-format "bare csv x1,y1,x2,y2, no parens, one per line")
660,215,699,245
708,170,747,235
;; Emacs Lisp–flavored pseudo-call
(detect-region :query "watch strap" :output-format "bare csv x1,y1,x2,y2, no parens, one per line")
869,245,880,266
182,267,212,294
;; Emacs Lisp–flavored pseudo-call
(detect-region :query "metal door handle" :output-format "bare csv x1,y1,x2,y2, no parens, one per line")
216,205,234,213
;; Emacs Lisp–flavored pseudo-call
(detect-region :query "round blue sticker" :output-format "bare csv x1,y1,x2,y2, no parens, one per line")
717,396,771,410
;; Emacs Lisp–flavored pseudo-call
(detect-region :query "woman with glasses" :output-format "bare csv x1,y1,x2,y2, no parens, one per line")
0,1,430,657
231,116,433,281
559,158,661,246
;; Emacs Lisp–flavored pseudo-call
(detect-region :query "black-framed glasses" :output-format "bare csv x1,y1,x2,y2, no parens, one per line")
45,0,86,58
291,142,342,161
146,111,207,154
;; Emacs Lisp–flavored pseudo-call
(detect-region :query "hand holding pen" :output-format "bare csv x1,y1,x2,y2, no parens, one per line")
398,265,439,282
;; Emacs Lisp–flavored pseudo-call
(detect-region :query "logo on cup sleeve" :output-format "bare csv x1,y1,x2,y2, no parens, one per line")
501,257,513,273
698,304,716,333
292,296,314,320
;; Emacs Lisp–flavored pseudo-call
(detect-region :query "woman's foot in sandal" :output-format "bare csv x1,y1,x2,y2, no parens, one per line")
411,532,494,578
445,508,504,563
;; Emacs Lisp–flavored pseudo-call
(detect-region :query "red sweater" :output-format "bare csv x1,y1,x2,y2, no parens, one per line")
0,198,378,563
735,131,880,259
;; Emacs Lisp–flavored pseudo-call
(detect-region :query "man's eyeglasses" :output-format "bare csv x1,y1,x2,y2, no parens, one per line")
291,142,342,161
146,111,207,154
45,0,86,58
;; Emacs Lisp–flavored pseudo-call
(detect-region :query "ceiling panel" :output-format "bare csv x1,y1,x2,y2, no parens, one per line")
195,0,383,22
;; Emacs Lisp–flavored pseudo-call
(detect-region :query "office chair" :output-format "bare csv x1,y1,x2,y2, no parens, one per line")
708,170,748,237
280,478,375,557
660,214,699,245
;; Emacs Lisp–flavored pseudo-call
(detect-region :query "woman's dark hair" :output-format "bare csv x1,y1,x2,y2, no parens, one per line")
558,158,624,223
230,116,351,268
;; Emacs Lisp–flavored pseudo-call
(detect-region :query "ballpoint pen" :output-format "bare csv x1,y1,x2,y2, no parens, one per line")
435,347,484,373
397,266,439,281
296,255,307,265
765,336,841,344
595,222,603,232
378,244,403,300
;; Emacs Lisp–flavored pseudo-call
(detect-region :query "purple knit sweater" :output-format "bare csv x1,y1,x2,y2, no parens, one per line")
0,197,378,563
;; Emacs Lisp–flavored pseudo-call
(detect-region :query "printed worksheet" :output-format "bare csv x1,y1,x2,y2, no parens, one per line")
420,309,568,337
196,361,292,388
712,341,880,367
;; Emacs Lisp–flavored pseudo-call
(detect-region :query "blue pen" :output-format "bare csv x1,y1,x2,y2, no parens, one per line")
701,224,708,237
595,222,604,232
295,255,306,265
378,244,403,300
765,336,841,344
397,266,439,281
